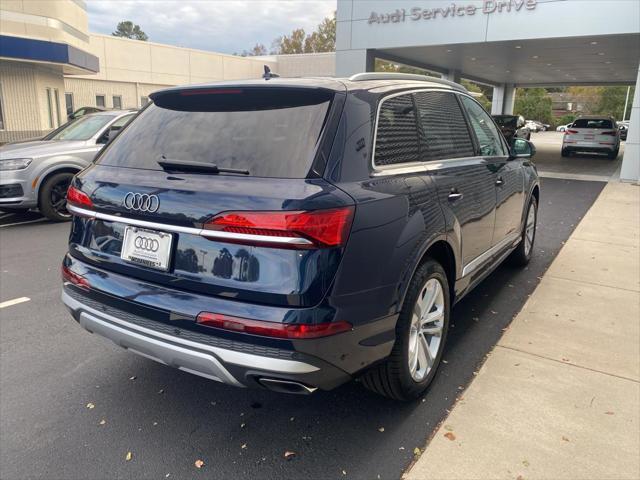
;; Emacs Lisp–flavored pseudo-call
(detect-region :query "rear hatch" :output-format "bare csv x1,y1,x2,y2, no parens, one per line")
68,84,353,308
564,118,618,147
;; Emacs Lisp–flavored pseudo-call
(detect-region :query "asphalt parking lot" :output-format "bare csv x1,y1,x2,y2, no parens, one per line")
1,141,608,480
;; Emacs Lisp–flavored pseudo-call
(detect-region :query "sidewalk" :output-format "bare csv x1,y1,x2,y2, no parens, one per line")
405,181,640,480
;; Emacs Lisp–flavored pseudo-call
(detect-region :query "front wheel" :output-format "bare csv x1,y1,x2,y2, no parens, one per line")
39,172,74,222
510,196,538,266
361,259,450,401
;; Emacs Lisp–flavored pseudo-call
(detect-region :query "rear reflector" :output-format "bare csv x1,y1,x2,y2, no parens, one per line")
204,207,355,249
196,312,352,339
180,88,243,96
67,186,93,209
61,265,90,290
565,130,579,135
601,131,617,136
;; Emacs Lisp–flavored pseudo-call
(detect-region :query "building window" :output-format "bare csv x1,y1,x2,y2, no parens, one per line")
113,95,122,109
54,89,61,126
46,88,55,128
96,94,106,108
65,92,74,117
0,83,5,130
140,96,149,107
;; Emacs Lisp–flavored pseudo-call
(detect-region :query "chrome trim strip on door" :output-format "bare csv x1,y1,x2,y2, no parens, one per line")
461,231,522,277
67,205,314,246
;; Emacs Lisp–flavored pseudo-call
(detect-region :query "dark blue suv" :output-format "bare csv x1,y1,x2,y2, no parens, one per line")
62,73,539,400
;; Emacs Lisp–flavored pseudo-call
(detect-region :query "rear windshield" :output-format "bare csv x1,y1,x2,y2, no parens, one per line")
572,119,614,129
96,87,333,178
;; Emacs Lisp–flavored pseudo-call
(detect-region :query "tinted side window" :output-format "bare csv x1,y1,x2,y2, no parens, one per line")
414,91,475,161
460,96,506,157
374,94,420,166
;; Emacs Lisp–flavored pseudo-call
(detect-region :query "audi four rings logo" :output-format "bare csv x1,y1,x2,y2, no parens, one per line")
123,193,160,212
134,236,160,252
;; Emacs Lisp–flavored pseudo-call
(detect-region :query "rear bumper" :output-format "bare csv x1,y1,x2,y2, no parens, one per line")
62,287,354,392
562,141,618,153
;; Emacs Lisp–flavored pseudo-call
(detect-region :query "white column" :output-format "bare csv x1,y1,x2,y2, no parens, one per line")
336,49,373,77
491,84,516,115
620,65,640,182
444,69,461,83
491,85,505,115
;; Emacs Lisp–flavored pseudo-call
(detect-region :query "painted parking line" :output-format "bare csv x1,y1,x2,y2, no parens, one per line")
0,218,47,228
0,297,31,309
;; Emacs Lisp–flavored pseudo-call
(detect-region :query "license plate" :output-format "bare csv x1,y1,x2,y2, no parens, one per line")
584,135,594,140
121,226,173,271
578,141,593,146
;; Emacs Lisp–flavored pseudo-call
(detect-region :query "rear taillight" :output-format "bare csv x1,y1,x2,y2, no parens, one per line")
601,130,617,136
204,207,355,249
565,129,579,135
61,265,90,290
67,186,93,208
196,312,352,339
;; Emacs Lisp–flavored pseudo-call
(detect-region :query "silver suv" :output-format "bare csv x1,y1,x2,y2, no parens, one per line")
561,115,620,159
0,110,136,221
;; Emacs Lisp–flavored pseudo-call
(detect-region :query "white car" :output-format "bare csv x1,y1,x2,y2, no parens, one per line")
561,116,620,159
556,123,572,132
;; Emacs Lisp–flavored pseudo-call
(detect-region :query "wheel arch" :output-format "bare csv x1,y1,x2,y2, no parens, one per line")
400,237,458,309
36,166,82,207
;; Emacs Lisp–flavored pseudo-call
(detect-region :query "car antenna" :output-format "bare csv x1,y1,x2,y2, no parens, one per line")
263,65,280,80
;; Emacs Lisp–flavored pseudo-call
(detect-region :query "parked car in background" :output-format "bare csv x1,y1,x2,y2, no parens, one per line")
556,123,572,132
618,121,629,141
0,110,136,220
493,114,531,141
68,106,106,121
62,73,540,401
525,120,547,132
561,115,620,159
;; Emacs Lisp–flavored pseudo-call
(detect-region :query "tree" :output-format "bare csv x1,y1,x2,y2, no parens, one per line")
593,86,635,120
514,88,553,124
269,12,336,55
461,80,492,111
112,21,148,41
240,43,268,57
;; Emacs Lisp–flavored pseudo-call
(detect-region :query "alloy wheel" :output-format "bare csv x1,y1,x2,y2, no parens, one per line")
524,204,536,256
50,178,72,218
408,278,445,382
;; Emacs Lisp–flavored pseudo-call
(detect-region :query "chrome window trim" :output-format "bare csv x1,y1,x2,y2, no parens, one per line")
67,204,314,246
371,88,486,176
462,231,522,277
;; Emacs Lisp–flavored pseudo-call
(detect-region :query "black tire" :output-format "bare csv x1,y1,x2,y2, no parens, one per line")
39,172,74,222
608,149,619,160
561,148,570,157
361,259,450,401
510,196,538,266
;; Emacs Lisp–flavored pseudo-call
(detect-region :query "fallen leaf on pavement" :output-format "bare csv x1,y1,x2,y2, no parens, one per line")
86,402,95,409
241,444,247,449
99,419,106,426
194,459,204,469
605,411,615,415
342,470,347,475
125,452,132,461
158,389,164,394
444,432,456,441
562,436,570,442
240,423,246,428
413,447,421,456
129,376,136,380
522,459,530,467
378,427,385,432
444,425,454,432
284,451,296,460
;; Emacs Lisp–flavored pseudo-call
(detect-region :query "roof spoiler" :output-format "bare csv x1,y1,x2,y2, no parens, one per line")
348,72,468,93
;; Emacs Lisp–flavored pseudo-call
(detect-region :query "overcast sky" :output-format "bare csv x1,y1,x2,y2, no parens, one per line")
87,0,336,54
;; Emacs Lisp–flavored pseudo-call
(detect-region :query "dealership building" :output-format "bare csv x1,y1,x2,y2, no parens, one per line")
0,0,638,180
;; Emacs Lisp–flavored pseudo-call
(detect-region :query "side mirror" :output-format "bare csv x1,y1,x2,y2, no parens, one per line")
511,138,536,159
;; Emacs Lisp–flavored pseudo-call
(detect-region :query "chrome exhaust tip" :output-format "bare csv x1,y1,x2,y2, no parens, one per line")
258,378,317,395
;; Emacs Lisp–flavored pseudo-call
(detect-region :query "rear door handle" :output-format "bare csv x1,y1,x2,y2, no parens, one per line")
495,177,504,186
448,190,463,201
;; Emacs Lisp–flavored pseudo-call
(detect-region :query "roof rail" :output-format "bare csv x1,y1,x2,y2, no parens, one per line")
348,72,467,93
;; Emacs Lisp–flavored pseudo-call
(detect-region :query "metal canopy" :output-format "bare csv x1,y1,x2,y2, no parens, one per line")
376,33,640,87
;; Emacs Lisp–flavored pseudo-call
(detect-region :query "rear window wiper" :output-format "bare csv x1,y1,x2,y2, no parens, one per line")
158,158,250,175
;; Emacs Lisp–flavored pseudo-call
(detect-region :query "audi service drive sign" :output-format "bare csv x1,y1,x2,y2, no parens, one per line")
368,0,537,24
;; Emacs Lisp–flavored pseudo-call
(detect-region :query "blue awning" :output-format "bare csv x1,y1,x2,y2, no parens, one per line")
0,35,99,73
